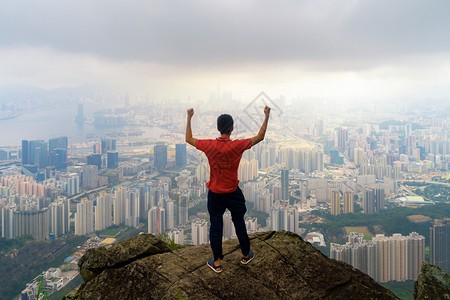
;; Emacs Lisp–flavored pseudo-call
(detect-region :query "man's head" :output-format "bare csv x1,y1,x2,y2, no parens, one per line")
217,114,233,135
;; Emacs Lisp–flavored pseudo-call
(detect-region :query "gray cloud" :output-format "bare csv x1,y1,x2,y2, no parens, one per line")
1,0,449,69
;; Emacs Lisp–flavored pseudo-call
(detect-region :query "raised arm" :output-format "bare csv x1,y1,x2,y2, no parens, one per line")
251,106,271,146
185,108,198,147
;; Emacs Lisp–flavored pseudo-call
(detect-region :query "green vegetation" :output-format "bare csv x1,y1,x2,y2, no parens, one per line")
246,207,269,227
189,200,207,218
37,280,49,300
414,184,449,202
381,281,415,300
431,176,450,183
0,235,33,255
403,181,428,187
157,232,184,250
98,227,122,236
116,226,146,241
301,203,450,247
0,235,89,299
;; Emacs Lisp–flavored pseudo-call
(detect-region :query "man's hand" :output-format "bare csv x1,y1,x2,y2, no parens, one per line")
186,108,197,146
187,108,194,118
264,106,271,117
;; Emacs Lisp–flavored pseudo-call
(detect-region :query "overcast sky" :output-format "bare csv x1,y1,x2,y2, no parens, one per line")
1,0,450,101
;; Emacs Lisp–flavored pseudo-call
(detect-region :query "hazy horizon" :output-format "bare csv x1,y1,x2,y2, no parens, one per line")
1,0,450,101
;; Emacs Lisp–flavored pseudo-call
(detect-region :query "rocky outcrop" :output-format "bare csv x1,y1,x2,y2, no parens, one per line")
414,262,450,300
76,231,397,299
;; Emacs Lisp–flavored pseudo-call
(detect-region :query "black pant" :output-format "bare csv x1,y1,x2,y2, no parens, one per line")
207,187,250,261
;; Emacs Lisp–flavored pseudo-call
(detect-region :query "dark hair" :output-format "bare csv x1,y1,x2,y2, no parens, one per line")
217,114,234,135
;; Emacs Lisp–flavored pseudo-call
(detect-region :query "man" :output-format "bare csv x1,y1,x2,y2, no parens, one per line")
185,106,270,273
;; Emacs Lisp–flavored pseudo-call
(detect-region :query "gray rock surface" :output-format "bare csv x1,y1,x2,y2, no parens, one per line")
76,231,398,299
414,262,450,300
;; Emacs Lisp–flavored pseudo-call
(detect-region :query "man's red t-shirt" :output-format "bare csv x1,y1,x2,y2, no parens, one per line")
196,137,252,193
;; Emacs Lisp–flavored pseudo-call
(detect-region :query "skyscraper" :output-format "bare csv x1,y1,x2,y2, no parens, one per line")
363,189,375,214
95,194,113,231
375,188,385,212
49,137,68,151
125,189,140,228
338,127,348,152
2,204,16,239
343,191,354,214
191,219,208,245
175,143,187,167
430,219,450,274
330,148,343,165
154,145,168,170
281,168,289,201
101,139,116,154
148,206,165,235
373,232,425,282
430,218,450,274
330,190,340,216
107,151,119,169
49,199,70,237
87,154,102,170
75,199,94,235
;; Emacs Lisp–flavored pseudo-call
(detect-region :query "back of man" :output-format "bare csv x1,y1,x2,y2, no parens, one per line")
196,138,251,193
185,106,270,273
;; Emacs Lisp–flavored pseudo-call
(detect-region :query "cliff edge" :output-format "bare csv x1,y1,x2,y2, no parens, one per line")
413,262,450,300
76,231,397,299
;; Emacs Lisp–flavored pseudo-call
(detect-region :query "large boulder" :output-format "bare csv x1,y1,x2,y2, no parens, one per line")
76,231,398,299
77,233,171,283
414,262,450,300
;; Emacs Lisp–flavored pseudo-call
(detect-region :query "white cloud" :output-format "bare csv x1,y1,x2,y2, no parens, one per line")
0,0,449,100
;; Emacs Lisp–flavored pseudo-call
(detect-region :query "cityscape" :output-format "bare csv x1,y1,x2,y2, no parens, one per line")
0,92,448,299
0,1,449,299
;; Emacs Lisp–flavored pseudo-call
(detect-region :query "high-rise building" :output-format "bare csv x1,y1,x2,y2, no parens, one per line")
101,139,116,154
14,208,50,240
76,104,84,125
2,204,16,239
107,151,119,169
113,189,126,225
167,229,184,245
333,232,425,283
270,202,299,234
430,219,450,274
22,140,30,165
281,169,289,201
330,234,376,279
87,154,102,170
95,194,113,231
154,145,168,170
223,212,236,239
191,219,208,245
49,137,68,151
175,143,187,167
354,147,365,166
148,206,165,235
375,188,385,212
165,200,176,230
49,198,70,237
373,233,425,282
343,191,354,214
125,190,139,228
75,199,94,235
330,148,344,165
363,189,375,214
330,190,340,216
338,127,348,152
178,194,188,226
